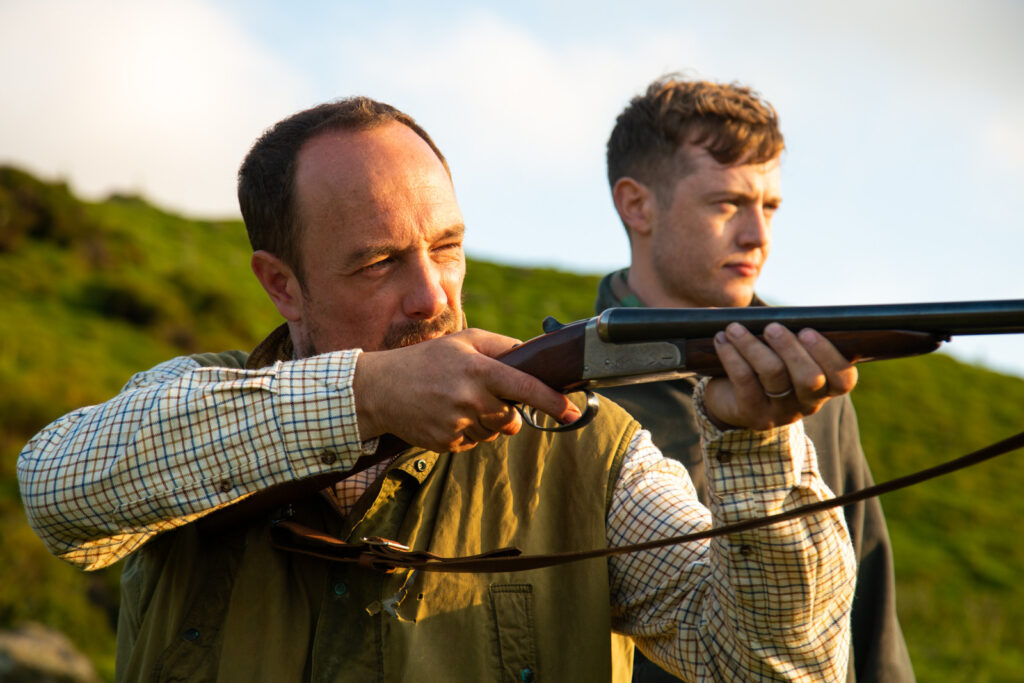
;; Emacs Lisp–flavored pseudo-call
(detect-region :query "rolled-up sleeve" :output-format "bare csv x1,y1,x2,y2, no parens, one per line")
607,378,856,681
17,350,368,570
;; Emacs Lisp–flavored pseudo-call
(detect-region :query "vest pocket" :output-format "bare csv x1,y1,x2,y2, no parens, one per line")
489,584,539,682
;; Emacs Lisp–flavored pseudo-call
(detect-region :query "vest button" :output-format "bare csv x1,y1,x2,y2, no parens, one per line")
320,450,337,465
333,582,348,596
218,479,232,493
739,544,755,557
183,628,200,642
414,459,427,472
717,451,733,464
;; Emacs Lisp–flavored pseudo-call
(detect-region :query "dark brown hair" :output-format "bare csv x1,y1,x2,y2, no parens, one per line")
237,97,449,283
606,76,784,200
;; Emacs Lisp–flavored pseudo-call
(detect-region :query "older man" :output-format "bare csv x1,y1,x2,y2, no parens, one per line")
20,97,856,682
597,77,915,682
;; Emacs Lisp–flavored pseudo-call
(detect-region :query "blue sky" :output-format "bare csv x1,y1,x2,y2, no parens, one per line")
2,0,1023,376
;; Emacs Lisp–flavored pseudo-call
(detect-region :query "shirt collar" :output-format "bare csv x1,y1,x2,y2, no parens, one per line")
596,267,768,311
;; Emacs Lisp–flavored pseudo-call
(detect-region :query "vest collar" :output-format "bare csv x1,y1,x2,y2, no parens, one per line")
246,323,294,370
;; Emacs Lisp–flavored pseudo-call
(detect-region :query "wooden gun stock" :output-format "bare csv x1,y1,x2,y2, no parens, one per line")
494,320,589,391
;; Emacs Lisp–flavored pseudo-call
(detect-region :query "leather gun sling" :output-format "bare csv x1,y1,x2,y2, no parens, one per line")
270,429,1024,574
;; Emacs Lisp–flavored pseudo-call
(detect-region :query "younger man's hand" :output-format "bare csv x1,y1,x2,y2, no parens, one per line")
704,323,858,431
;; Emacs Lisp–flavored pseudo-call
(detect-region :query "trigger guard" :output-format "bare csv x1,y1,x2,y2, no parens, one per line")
515,390,600,432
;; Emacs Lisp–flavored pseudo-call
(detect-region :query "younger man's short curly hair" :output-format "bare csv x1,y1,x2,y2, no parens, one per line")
606,76,784,201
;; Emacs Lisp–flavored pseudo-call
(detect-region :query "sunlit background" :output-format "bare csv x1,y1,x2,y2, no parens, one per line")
2,0,1022,375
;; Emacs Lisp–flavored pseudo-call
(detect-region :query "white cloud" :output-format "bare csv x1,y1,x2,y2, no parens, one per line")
325,10,702,176
0,0,311,216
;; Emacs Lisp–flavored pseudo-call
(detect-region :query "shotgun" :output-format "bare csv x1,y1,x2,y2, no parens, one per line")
497,298,1024,390
203,298,1024,529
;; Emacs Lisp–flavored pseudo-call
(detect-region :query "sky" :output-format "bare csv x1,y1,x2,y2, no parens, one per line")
1,0,1023,377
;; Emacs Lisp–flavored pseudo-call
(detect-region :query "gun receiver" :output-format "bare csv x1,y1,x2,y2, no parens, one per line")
496,299,1024,392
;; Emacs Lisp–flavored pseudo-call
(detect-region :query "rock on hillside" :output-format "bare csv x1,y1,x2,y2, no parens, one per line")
0,623,100,683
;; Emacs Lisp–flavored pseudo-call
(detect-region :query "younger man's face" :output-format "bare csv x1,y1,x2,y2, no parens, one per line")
649,144,781,308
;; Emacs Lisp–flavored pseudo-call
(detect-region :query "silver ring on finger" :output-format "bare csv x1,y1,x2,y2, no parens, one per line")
764,386,794,399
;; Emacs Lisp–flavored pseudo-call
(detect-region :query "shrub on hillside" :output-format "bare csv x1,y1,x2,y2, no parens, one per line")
0,166,97,252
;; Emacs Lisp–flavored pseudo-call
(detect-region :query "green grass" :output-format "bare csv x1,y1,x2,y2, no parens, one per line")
854,357,1024,680
1,165,1022,681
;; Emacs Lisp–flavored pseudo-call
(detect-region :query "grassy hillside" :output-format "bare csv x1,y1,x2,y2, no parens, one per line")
1,166,1022,681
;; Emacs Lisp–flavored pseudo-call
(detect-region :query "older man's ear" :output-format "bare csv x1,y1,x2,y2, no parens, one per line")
251,249,303,322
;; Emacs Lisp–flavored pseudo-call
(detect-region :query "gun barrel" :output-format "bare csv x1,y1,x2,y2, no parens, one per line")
597,299,1024,343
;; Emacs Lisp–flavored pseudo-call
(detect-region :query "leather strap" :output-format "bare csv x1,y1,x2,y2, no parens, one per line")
270,429,1024,573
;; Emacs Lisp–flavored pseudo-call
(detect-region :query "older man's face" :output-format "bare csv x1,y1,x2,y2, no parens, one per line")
289,122,466,356
651,144,781,308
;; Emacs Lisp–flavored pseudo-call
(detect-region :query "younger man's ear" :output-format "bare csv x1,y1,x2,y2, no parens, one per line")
251,250,303,322
611,177,656,237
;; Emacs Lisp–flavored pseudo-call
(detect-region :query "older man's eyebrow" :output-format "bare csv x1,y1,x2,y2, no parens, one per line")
436,224,465,243
345,244,398,268
341,224,466,272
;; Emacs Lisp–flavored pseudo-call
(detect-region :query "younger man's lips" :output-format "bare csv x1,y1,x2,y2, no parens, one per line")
724,262,759,278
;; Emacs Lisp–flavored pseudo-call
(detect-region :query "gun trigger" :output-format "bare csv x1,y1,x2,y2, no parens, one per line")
542,316,565,333
515,390,600,432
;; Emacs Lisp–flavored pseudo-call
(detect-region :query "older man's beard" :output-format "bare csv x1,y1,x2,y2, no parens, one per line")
383,307,461,350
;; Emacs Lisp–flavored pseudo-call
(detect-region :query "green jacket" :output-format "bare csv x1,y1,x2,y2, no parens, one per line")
115,345,639,682
596,269,914,683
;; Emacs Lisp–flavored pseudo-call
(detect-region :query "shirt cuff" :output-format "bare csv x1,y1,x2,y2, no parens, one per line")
693,377,807,493
274,348,368,476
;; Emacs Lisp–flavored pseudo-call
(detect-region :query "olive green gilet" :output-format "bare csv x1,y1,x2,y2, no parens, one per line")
115,346,640,682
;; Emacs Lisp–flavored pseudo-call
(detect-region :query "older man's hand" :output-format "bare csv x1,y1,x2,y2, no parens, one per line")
354,329,581,452
703,322,858,431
